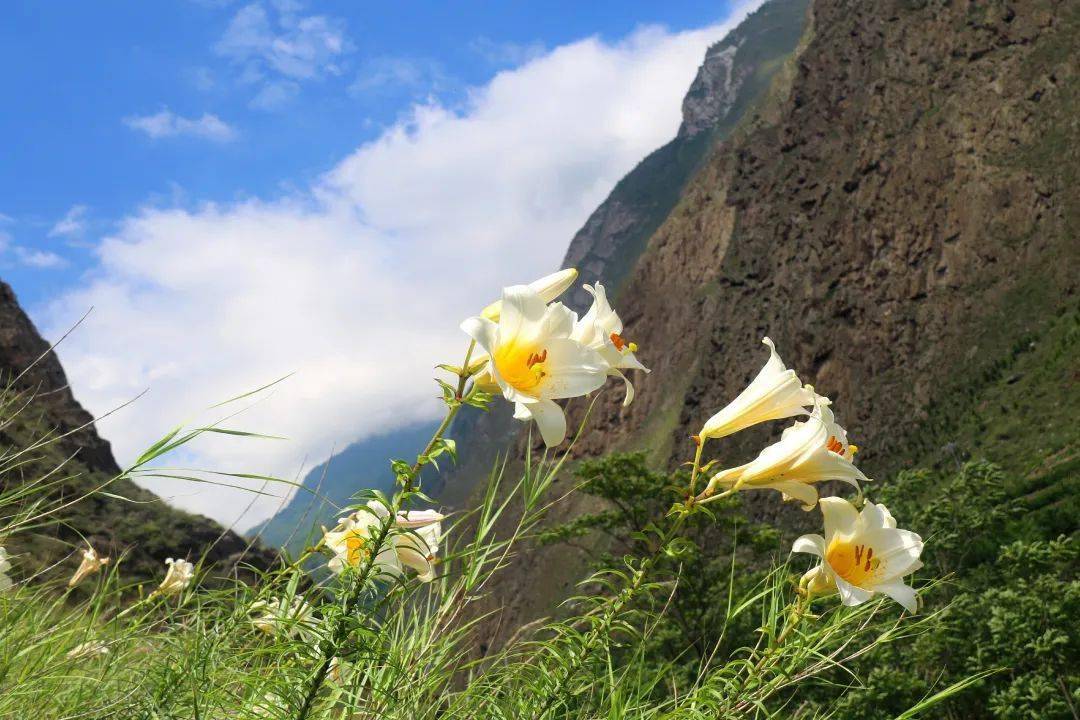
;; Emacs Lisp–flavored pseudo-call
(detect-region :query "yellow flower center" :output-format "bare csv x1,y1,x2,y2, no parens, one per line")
826,538,881,587
344,532,369,566
493,341,548,393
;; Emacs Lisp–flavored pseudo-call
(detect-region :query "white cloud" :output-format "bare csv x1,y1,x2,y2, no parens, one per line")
43,6,761,530
0,232,67,269
470,37,547,67
249,79,300,110
349,57,451,98
216,1,351,108
15,246,66,269
125,109,238,142
49,204,89,238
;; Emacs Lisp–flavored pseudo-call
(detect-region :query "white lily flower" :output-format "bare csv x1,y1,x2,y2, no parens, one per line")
250,595,318,641
66,640,110,660
323,501,444,582
68,545,110,588
0,547,12,592
703,398,866,509
461,285,608,446
699,337,815,441
793,497,924,613
154,558,194,597
570,283,649,406
480,268,578,321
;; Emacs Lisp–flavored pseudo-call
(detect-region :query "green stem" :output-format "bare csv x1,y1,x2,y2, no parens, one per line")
294,344,474,720
687,438,705,502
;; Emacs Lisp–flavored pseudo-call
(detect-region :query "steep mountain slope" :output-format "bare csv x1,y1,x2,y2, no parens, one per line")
430,0,814,505
469,0,1079,652
0,281,276,586
255,420,440,552
562,0,810,312
575,0,1078,503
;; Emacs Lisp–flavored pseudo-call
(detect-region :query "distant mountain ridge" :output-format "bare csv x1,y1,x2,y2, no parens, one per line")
0,281,276,584
562,0,810,311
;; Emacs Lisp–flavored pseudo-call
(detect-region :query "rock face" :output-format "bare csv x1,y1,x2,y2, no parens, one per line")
575,0,1078,487
0,281,277,584
467,0,1079,652
561,0,810,311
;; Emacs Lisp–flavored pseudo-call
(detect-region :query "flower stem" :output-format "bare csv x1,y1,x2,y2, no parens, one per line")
293,344,475,720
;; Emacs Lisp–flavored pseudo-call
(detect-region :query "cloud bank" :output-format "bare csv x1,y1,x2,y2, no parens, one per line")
43,10,756,530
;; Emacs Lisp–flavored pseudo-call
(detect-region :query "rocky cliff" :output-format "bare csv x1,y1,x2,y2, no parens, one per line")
577,0,1078,492
0,281,277,586
469,0,1079,651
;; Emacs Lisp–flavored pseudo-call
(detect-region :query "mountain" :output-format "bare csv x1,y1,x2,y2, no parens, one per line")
254,420,440,553
0,281,277,586
562,0,811,312
457,0,1079,651
429,0,814,504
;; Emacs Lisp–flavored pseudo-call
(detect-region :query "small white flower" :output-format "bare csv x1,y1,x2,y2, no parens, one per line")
703,398,866,509
68,545,110,588
570,282,649,406
66,640,110,660
0,546,12,592
699,337,815,441
154,558,194,597
462,285,608,446
323,501,444,582
793,497,924,613
249,595,318,641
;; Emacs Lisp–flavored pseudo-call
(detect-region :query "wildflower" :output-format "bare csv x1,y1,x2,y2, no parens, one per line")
462,285,607,446
66,640,110,660
480,268,578,321
68,545,110,588
250,595,318,641
0,546,11,592
323,501,444,582
699,337,815,442
793,496,924,612
702,398,866,509
153,558,194,597
570,282,649,406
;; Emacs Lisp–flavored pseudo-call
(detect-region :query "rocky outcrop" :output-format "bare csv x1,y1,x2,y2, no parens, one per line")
0,280,278,585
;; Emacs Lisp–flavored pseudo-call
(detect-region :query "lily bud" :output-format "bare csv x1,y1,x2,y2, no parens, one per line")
480,268,578,321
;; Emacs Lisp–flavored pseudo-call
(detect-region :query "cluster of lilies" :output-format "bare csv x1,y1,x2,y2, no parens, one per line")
320,268,924,614
0,267,923,662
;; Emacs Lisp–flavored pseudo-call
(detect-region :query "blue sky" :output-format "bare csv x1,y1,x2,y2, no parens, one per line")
1,0,757,526
1,0,736,306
